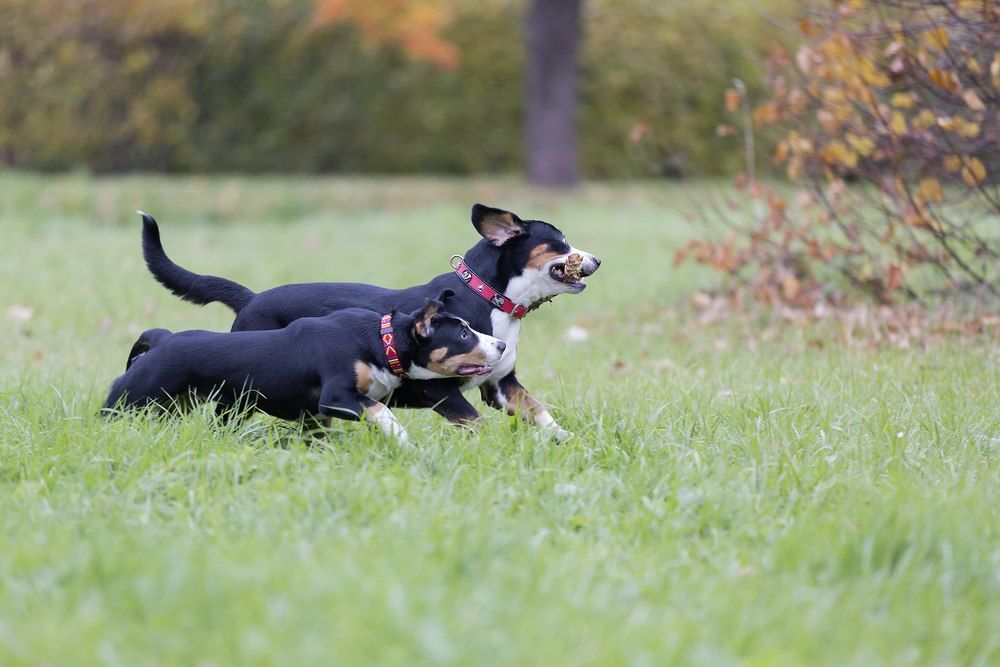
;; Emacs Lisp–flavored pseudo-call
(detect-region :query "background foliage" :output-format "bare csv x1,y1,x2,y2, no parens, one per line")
0,0,786,177
681,0,999,302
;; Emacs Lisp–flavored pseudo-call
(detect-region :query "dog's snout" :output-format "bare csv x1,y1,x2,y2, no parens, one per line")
579,253,601,277
497,341,507,354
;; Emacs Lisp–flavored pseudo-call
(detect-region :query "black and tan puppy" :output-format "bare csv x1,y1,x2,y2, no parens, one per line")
103,297,505,445
138,205,600,440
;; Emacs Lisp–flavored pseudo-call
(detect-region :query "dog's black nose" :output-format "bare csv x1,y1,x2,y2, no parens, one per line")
593,257,602,267
497,341,507,353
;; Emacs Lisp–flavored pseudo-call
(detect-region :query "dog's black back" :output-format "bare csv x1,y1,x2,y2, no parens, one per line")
106,310,377,420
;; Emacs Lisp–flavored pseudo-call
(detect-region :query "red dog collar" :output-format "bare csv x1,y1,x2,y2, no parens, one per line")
452,257,527,319
380,314,407,378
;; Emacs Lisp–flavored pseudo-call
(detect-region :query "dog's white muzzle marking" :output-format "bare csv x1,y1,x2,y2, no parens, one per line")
477,331,505,366
569,246,601,276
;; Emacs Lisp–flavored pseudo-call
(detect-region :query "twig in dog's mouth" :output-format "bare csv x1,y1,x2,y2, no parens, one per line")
458,365,492,376
564,253,584,281
550,257,586,290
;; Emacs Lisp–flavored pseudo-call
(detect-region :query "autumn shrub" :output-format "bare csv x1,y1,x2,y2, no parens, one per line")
0,0,785,176
681,0,999,303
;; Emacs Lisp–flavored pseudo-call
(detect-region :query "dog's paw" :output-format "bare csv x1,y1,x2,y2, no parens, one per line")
533,425,573,443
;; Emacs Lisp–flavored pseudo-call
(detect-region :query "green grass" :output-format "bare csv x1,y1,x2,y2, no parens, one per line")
1,173,997,666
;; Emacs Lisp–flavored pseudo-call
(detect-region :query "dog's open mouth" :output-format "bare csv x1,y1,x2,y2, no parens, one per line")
458,365,492,376
550,263,587,292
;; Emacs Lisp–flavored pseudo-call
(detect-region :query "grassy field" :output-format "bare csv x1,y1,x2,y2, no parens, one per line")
1,173,997,665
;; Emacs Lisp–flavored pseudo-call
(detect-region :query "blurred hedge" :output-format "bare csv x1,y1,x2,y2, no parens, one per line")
0,0,787,177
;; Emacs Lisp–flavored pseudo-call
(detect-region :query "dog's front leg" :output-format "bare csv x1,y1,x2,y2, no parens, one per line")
319,389,411,446
481,371,571,442
361,401,410,446
425,386,482,429
389,380,482,428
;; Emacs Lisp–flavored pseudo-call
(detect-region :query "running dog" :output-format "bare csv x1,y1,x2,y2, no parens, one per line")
103,297,505,445
138,204,600,440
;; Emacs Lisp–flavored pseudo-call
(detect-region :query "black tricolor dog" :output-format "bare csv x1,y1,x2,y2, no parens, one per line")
138,204,600,440
103,298,505,445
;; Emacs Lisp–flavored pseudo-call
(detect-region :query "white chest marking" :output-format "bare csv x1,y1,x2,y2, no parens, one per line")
504,267,554,310
462,310,520,389
365,364,402,400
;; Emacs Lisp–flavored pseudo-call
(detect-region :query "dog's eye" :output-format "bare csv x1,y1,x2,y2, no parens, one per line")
461,327,469,340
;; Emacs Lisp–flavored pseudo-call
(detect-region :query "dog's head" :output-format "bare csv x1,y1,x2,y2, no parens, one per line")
408,292,506,377
470,204,601,306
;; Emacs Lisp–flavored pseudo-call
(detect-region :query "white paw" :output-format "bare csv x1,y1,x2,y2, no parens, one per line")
533,425,573,443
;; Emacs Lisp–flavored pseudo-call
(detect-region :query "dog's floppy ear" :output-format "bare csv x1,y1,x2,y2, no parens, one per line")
125,340,151,370
412,298,444,340
471,204,525,246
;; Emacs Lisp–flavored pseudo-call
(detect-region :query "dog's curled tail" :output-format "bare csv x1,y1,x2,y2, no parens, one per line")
139,211,255,315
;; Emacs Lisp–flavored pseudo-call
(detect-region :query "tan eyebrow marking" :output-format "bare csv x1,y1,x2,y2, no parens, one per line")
527,244,564,270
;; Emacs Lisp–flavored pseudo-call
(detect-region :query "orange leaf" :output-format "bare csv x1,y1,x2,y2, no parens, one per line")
858,57,889,86
922,27,949,51
817,110,840,133
890,112,907,135
782,275,801,301
913,109,936,131
961,158,986,186
929,69,959,92
799,18,823,37
919,177,943,202
673,240,702,267
774,141,789,163
846,133,875,157
890,93,914,108
886,264,903,292
725,88,742,112
821,139,857,168
954,118,981,139
753,103,778,125
312,0,459,68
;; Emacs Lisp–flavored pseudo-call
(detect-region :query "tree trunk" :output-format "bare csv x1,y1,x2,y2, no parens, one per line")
525,0,582,187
